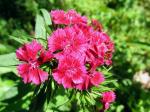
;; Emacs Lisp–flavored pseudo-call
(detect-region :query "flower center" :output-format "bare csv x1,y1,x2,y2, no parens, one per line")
29,60,39,68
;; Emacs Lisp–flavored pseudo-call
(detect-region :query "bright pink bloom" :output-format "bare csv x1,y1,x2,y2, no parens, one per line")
70,24,114,69
85,31,114,71
16,40,53,85
50,9,87,25
52,55,86,89
66,10,87,24
73,23,94,41
90,71,105,86
75,75,90,90
101,91,116,110
16,40,42,62
48,26,87,56
48,28,66,53
76,71,105,90
102,91,116,103
51,10,67,24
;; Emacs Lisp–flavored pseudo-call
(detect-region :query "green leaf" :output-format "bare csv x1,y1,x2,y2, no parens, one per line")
85,95,95,105
102,79,118,85
40,9,52,26
35,14,46,39
0,67,17,74
9,35,29,44
116,105,124,112
0,43,15,54
0,79,18,101
0,53,19,67
92,85,113,92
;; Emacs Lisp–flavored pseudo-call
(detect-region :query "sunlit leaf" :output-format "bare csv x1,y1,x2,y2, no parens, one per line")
41,9,52,26
35,14,46,39
0,53,19,67
0,79,18,101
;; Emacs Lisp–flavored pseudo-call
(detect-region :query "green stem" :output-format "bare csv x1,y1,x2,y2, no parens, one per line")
29,68,52,112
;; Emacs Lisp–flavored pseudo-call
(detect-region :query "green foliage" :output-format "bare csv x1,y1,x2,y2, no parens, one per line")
35,14,46,39
0,53,19,66
0,0,150,112
40,9,52,26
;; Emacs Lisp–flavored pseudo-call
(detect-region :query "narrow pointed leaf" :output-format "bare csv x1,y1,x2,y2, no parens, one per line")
41,9,52,26
35,14,46,39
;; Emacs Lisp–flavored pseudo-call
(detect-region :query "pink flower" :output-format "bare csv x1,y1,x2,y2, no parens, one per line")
66,10,87,24
18,64,48,85
51,10,67,24
16,40,42,62
75,75,90,90
90,71,105,86
101,91,116,110
52,55,86,89
50,9,87,25
16,40,53,85
85,31,114,70
48,26,87,56
76,71,105,90
73,23,94,41
48,28,66,53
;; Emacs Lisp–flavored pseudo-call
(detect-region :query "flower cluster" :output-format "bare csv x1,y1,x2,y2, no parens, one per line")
49,10,114,90
16,9,114,89
16,9,115,110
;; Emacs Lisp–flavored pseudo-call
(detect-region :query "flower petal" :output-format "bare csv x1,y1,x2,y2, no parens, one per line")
62,76,73,88
17,64,30,83
38,69,49,82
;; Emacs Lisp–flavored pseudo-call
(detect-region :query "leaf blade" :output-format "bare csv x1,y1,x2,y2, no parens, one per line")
40,9,52,26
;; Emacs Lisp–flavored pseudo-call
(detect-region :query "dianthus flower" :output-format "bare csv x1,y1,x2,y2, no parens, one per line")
50,9,87,25
52,54,105,90
48,26,87,56
52,55,86,89
76,71,105,90
101,91,116,110
16,40,53,85
86,31,114,71
69,23,114,68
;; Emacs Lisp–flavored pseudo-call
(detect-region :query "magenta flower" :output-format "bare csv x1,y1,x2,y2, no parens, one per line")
16,40,53,85
101,91,116,110
52,55,86,89
90,71,105,86
76,71,105,90
50,9,87,25
66,10,87,24
50,10,67,24
48,26,87,56
85,31,114,71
